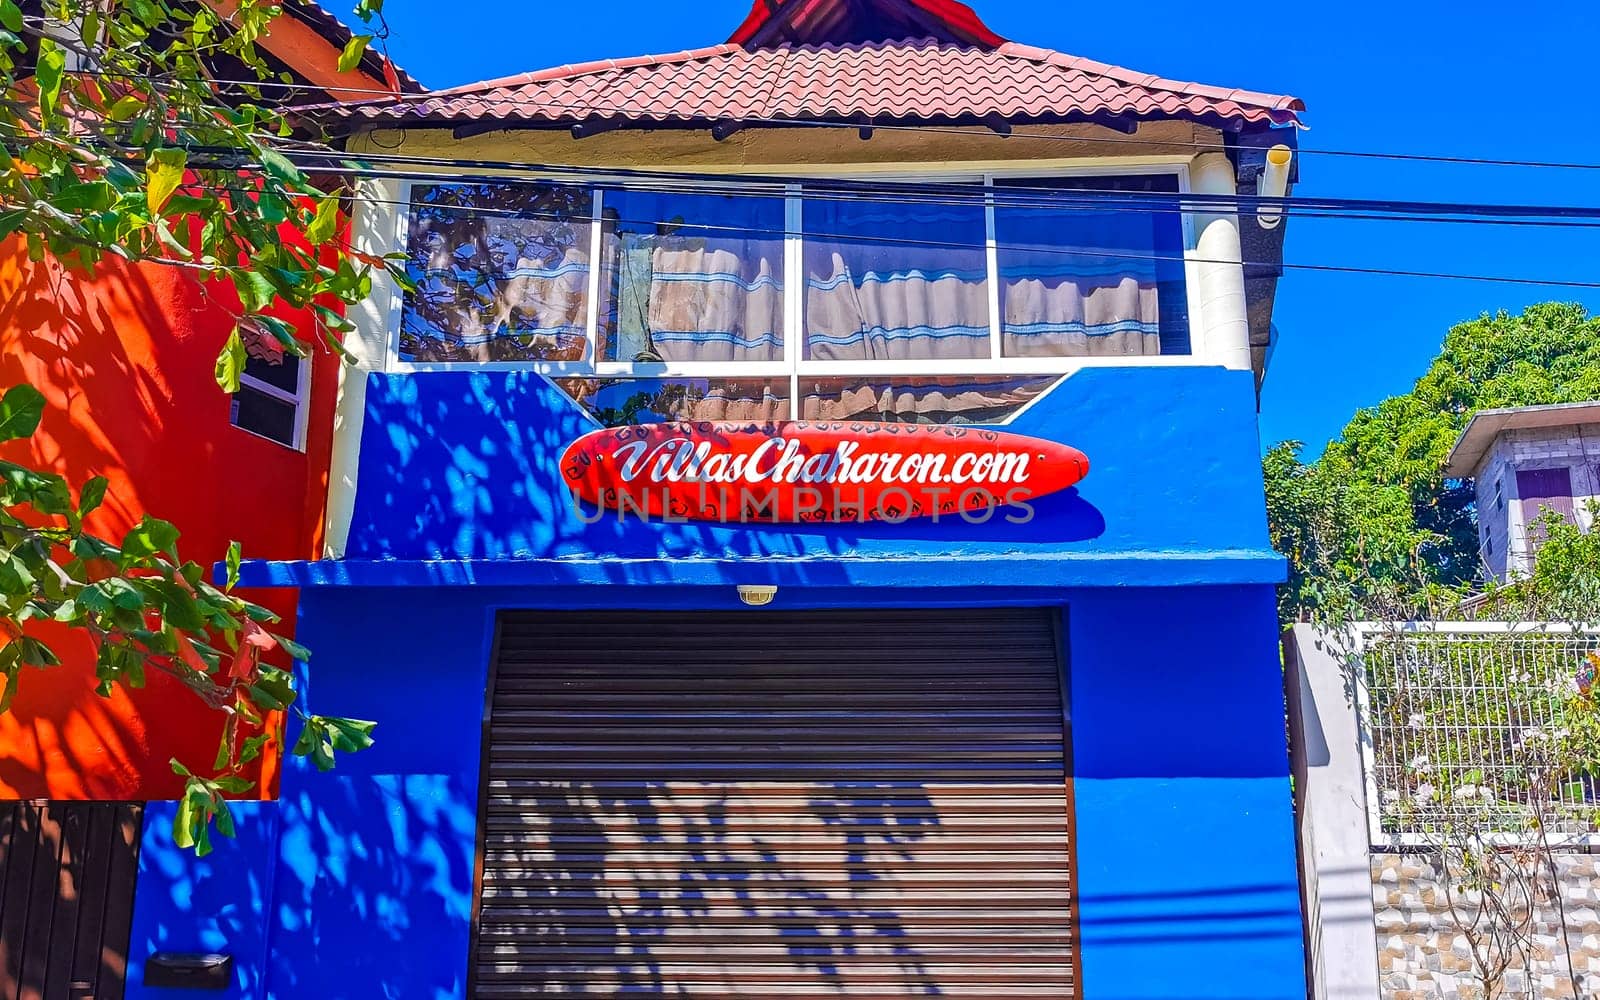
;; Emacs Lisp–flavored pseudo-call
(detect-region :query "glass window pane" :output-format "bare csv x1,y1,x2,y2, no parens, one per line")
402,182,593,362
597,190,785,364
231,387,298,446
242,351,300,395
995,174,1188,358
800,375,1059,425
803,190,990,362
556,378,791,427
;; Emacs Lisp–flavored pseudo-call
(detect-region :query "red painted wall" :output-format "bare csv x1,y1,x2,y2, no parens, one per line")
0,240,338,800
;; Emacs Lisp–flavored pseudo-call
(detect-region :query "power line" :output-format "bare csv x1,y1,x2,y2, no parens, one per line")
344,186,1600,292
254,148,1600,227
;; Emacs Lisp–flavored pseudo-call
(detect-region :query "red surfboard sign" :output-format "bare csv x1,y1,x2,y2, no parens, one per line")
560,421,1089,524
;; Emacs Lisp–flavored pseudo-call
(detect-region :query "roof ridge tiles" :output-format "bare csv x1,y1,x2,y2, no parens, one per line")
303,36,1306,128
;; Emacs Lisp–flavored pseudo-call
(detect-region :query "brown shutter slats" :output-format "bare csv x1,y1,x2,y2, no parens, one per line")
0,802,142,1000
473,608,1074,998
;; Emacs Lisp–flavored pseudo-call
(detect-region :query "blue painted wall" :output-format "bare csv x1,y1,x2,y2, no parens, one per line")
345,366,1274,564
128,366,1306,998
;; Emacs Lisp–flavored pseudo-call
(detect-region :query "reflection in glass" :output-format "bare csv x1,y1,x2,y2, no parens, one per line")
803,193,990,362
402,182,593,362
800,375,1059,424
556,378,791,427
598,190,785,364
995,175,1189,358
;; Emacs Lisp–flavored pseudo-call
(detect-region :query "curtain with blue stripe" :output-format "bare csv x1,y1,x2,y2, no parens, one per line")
599,191,786,364
401,183,593,362
803,195,991,362
994,178,1180,358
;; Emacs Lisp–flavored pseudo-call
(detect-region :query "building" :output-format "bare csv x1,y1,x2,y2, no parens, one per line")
1445,401,1600,581
0,4,411,996
125,0,1313,996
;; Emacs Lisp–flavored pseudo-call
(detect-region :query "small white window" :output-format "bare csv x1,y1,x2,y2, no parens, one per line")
230,333,309,450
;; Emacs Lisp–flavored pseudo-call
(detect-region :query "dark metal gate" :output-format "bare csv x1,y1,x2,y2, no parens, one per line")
473,608,1075,998
0,802,143,1000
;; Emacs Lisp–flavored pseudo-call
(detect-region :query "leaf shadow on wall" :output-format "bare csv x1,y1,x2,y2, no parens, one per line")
352,371,1108,563
0,247,194,800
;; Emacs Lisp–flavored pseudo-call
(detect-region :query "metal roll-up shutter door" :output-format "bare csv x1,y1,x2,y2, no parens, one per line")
474,608,1074,998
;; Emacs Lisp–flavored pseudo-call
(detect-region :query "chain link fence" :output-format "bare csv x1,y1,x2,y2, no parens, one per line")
1357,624,1600,845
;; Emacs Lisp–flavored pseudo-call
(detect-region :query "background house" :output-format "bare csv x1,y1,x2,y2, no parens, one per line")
1445,400,1600,581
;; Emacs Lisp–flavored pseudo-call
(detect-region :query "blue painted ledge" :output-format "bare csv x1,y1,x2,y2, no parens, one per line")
233,550,1287,590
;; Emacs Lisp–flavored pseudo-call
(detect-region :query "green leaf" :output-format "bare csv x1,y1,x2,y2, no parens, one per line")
248,668,295,711
16,637,57,668
304,195,340,246
336,34,371,74
0,384,45,441
225,541,241,592
324,717,376,753
77,476,108,518
215,328,247,393
239,733,270,765
0,461,72,514
0,2,21,33
146,148,187,214
105,95,145,122
34,40,65,121
121,516,180,563
275,634,310,661
213,776,254,795
172,792,196,850
235,271,278,313
257,147,303,187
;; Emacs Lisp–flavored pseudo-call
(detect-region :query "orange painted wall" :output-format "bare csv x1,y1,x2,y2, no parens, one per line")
0,240,339,800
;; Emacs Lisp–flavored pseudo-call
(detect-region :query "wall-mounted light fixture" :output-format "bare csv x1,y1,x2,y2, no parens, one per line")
737,585,778,607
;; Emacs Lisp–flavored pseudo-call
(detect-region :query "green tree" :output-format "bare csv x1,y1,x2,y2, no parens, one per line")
1266,302,1600,624
0,0,398,851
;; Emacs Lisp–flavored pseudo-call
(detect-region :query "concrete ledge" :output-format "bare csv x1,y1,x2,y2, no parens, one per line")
233,549,1288,589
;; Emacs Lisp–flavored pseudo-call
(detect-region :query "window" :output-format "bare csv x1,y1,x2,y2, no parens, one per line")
994,175,1189,357
230,333,307,449
803,190,990,362
598,189,786,364
402,182,594,362
399,173,1193,426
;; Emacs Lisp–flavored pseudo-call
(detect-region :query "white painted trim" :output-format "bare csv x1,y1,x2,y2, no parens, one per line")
326,176,407,558
784,185,803,415
386,355,1204,378
584,188,605,363
983,174,1002,360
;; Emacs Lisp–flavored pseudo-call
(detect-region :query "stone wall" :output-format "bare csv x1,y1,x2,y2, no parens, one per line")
1373,851,1600,999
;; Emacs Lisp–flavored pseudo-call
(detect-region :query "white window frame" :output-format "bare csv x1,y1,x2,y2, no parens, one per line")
232,356,311,451
383,160,1202,388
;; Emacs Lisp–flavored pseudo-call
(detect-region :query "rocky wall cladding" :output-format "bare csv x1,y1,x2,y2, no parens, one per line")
1374,852,1600,999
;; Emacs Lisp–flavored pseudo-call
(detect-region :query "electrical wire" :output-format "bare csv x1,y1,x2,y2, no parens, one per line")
332,187,1600,292
202,146,1600,227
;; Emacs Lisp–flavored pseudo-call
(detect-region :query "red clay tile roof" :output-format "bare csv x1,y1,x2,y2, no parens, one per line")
729,0,1006,48
316,38,1304,133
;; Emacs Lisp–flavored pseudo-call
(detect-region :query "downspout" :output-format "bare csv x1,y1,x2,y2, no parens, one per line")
1189,153,1252,372
323,176,403,558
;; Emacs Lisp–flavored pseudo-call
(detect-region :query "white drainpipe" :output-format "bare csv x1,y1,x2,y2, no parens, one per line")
323,177,404,559
1256,145,1294,230
1190,153,1253,372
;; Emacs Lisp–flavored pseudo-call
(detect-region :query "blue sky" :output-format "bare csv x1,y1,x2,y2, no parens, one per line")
375,0,1600,455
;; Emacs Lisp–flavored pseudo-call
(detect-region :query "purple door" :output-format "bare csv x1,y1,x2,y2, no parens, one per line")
1517,467,1575,546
